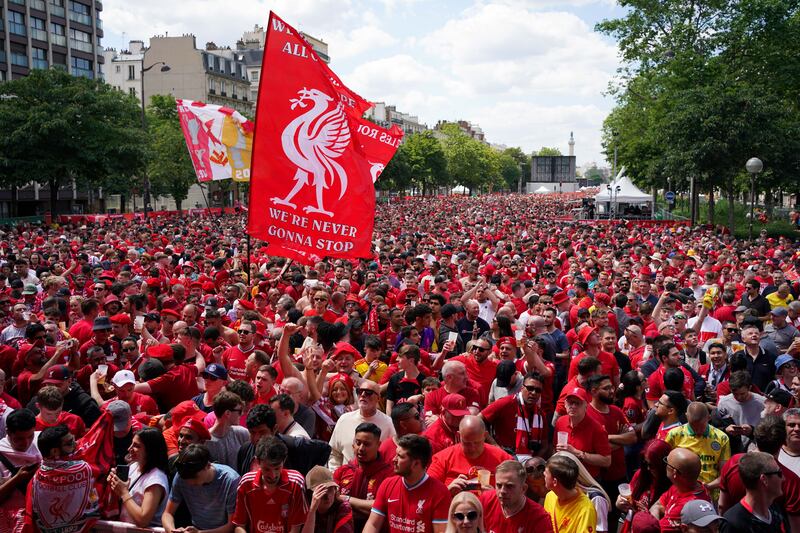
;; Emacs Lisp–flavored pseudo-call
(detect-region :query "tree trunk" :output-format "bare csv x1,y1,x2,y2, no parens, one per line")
175,198,183,214
119,193,127,214
765,188,774,217
727,183,735,233
707,187,715,225
10,186,17,217
48,178,59,216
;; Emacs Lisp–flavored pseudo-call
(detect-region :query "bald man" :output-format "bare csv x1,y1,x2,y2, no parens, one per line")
427,415,513,494
651,447,711,532
666,402,730,491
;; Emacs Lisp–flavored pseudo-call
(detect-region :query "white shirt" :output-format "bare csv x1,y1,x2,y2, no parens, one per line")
120,463,169,527
779,448,800,476
328,409,395,470
478,299,496,324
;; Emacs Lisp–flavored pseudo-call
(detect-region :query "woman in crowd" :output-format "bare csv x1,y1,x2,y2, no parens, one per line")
108,427,170,528
615,439,672,533
552,451,611,533
445,491,485,533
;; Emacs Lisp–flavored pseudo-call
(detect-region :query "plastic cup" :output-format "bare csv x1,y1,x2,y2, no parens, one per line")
557,431,569,447
133,316,144,332
477,469,490,487
731,342,745,352
618,483,632,501
448,331,459,343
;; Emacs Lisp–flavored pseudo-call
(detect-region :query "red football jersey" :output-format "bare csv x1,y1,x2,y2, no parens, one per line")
370,474,451,533
479,490,554,533
231,469,308,532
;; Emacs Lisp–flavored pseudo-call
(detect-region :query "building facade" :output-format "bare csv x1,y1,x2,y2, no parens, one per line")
102,39,143,100
365,102,427,134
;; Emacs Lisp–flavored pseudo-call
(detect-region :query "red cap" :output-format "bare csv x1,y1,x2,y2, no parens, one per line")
441,393,470,417
146,278,161,288
160,308,181,319
170,401,200,428
110,313,132,325
238,299,255,311
594,293,611,307
161,298,180,311
565,386,591,404
552,292,569,305
147,343,174,361
181,416,211,441
498,336,516,347
577,326,597,345
43,365,72,384
331,342,359,360
327,372,354,392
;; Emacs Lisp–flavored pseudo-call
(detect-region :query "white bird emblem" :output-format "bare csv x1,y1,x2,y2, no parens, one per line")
271,87,351,217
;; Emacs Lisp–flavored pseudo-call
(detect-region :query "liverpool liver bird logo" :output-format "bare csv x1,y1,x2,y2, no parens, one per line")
271,87,351,217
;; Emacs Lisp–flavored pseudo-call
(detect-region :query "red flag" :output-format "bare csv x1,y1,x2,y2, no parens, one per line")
248,12,403,261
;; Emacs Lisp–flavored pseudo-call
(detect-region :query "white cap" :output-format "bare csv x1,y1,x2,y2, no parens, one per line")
111,369,136,388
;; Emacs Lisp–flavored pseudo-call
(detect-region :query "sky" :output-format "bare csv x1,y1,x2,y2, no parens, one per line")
102,0,627,167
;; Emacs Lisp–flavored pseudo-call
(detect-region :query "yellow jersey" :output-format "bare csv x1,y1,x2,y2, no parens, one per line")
767,291,794,309
354,359,388,383
665,423,730,483
544,490,597,533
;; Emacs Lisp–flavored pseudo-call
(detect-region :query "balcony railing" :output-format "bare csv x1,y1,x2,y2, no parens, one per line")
71,66,93,79
95,17,102,29
31,28,48,41
31,0,46,10
32,58,48,69
9,0,26,5
50,4,65,16
68,11,91,25
0,51,6,64
70,39,93,53
51,33,66,46
11,53,29,67
9,23,27,37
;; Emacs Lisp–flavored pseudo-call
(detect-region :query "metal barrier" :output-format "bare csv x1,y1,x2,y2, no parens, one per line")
0,216,45,226
95,520,164,533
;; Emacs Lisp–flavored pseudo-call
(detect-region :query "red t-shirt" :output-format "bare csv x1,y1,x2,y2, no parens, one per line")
36,411,86,438
514,359,556,416
68,319,94,345
146,363,199,411
422,418,460,455
479,491,554,533
567,350,619,382
622,396,646,425
586,403,630,481
102,392,159,416
427,443,513,487
645,365,694,403
481,394,546,454
370,474,451,533
423,385,481,417
555,376,581,416
379,438,397,463
658,484,710,532
450,355,498,405
553,414,612,479
231,469,308,532
333,457,393,501
75,363,118,395
221,345,254,381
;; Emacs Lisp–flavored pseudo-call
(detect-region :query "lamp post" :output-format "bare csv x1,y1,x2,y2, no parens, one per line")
745,157,763,241
140,61,171,217
611,130,619,179
606,184,612,219
615,185,621,219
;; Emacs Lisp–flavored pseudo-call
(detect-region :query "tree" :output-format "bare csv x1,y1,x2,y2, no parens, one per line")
439,124,494,193
404,131,449,195
0,69,145,215
378,140,413,192
502,147,530,189
145,94,197,212
497,152,522,191
533,147,562,156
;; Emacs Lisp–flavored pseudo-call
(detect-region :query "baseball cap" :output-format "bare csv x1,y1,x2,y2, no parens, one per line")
111,369,136,388
92,316,113,331
22,284,37,295
495,360,517,388
680,500,722,527
440,304,461,319
306,465,337,490
565,386,591,404
106,399,132,432
766,388,793,408
43,365,72,384
181,416,211,441
441,393,470,417
771,307,788,317
202,363,228,381
734,305,749,313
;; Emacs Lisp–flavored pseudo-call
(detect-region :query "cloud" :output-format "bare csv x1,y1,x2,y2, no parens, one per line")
325,26,399,60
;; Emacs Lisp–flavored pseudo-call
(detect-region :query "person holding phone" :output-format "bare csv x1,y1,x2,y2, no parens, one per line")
0,409,40,531
108,427,170,528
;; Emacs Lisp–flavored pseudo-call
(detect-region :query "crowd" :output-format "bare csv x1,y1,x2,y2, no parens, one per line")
0,193,798,533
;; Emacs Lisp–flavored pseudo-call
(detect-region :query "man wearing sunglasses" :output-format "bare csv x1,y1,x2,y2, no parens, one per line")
479,460,552,533
221,321,257,381
328,380,395,470
480,372,549,457
450,339,497,406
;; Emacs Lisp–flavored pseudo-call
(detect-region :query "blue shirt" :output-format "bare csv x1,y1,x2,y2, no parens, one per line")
170,463,240,530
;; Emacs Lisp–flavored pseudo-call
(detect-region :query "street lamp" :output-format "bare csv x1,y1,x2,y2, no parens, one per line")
745,157,763,241
140,61,171,217
611,130,619,179
606,184,612,219
615,185,621,219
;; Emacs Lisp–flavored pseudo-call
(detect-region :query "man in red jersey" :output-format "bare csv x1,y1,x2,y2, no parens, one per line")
134,343,205,411
553,386,611,479
651,447,711,532
423,393,469,454
479,460,554,533
363,434,451,533
450,338,498,406
646,342,695,407
232,436,308,533
222,320,257,381
428,415,513,493
481,372,549,457
423,360,480,423
567,326,620,386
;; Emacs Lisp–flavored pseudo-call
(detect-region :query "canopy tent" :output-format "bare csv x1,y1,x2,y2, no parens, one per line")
533,186,552,194
594,172,651,203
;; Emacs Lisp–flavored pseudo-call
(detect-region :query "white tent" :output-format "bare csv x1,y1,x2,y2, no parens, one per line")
534,186,551,194
594,175,650,203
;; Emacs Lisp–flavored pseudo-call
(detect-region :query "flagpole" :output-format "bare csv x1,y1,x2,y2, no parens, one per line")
246,231,252,299
198,182,212,211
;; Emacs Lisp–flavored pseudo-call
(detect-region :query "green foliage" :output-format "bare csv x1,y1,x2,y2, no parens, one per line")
596,0,800,229
145,94,197,210
533,147,562,156
0,69,145,214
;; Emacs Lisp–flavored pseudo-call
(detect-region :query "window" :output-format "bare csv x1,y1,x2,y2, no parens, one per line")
49,0,65,16
50,22,65,35
9,12,27,36
71,56,93,78
30,17,47,41
208,79,215,94
232,84,237,98
251,71,258,82
32,47,48,69
128,64,134,80
221,80,226,96
129,87,136,97
68,1,91,25
69,28,92,52
115,65,120,73
11,51,28,68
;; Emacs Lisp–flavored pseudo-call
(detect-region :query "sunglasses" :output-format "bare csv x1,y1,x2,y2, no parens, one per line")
356,388,377,397
524,385,543,393
726,328,739,333
313,298,328,302
238,329,253,335
122,346,136,352
526,464,546,475
453,511,478,522
471,346,489,352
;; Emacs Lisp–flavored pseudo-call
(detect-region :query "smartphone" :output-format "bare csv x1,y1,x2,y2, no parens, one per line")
116,464,130,482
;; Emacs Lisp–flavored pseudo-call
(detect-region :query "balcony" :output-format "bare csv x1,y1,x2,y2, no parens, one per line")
0,51,6,64
32,58,48,69
51,33,66,46
9,0,26,5
31,28,48,42
9,23,27,37
68,11,91,25
11,52,28,67
50,4,65,16
95,18,102,30
70,38,93,53
31,0,46,10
